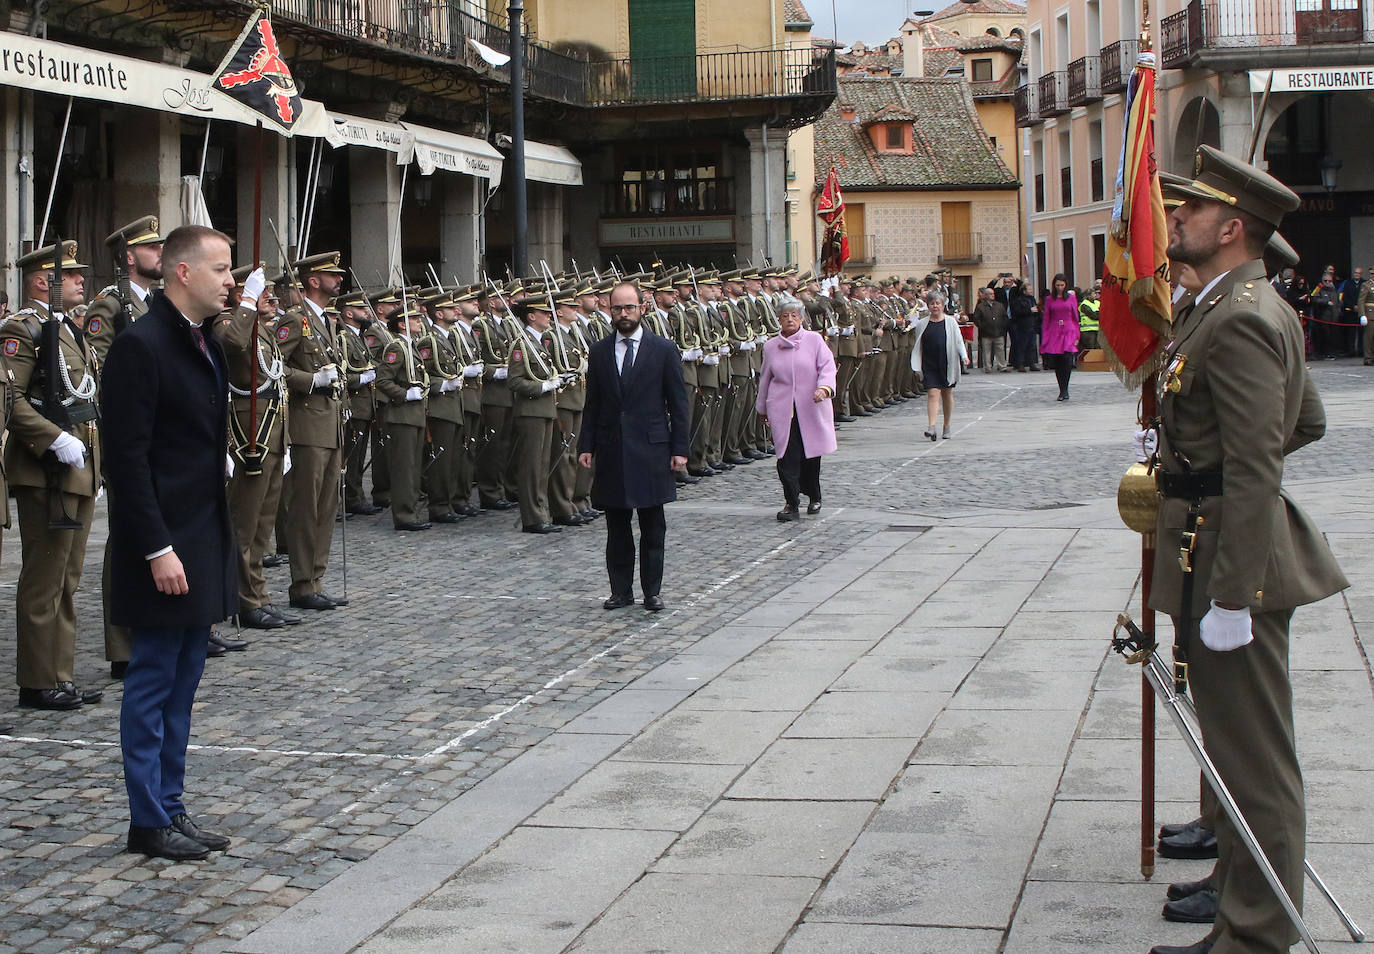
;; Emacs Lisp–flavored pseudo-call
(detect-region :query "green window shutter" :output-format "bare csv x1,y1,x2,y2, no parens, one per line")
628,0,696,100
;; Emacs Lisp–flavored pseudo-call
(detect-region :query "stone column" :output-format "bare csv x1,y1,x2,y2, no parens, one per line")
113,111,180,234
740,125,786,265
234,125,290,272
439,173,483,282
527,182,565,271
350,147,403,283
1216,72,1257,160
1,88,29,296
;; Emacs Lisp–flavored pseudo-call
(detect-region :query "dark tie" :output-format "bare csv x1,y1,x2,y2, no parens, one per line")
621,336,635,381
189,324,209,358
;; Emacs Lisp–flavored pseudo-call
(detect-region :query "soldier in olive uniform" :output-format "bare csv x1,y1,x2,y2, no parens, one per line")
1145,147,1350,954
472,293,518,511
363,287,401,510
450,287,486,515
549,290,590,526
695,274,731,472
84,215,162,363
278,252,348,611
375,304,431,530
334,291,382,516
506,299,563,533
419,288,465,524
4,242,103,710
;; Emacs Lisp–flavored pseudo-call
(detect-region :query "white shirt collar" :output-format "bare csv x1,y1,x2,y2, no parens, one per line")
525,324,545,339
130,282,150,302
304,297,325,319
619,325,644,345
1196,267,1235,307
456,318,473,333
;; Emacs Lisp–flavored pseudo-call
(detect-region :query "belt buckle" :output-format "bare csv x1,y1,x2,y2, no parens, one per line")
1178,530,1197,573
1173,660,1189,693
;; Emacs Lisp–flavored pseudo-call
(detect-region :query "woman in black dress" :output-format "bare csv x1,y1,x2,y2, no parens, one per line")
909,291,969,441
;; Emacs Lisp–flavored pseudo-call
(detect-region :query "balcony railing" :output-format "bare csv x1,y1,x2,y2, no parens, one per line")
1038,71,1068,117
1014,83,1041,126
848,234,878,266
1161,0,1371,69
1100,38,1140,93
1067,56,1101,105
938,232,982,266
585,48,837,108
602,176,736,217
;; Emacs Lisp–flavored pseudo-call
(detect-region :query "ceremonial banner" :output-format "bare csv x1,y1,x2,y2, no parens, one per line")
213,7,304,133
817,167,850,276
1100,52,1172,386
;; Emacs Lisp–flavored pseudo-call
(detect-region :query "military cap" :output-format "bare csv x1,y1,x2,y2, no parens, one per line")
105,215,162,249
699,271,723,286
333,290,370,310
796,270,814,283
419,286,455,308
451,283,483,304
17,240,87,273
554,286,581,306
1266,231,1299,268
371,286,401,305
670,270,694,286
293,251,346,274
1159,171,1188,210
1163,145,1299,229
718,268,743,282
502,279,525,297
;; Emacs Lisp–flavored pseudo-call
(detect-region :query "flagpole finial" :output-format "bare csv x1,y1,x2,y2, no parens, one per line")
1139,0,1153,50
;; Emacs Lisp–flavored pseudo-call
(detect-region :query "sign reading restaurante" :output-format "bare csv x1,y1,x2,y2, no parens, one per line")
1251,67,1374,93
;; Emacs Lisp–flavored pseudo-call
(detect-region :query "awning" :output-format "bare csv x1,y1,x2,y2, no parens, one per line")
524,140,583,186
402,122,504,186
324,112,415,161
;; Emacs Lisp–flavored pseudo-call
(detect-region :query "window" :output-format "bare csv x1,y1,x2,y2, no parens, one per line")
886,123,905,149
1035,240,1049,297
1033,136,1045,212
972,58,994,81
1061,237,1076,287
1089,120,1104,202
608,144,729,216
1091,233,1106,280
1059,129,1072,207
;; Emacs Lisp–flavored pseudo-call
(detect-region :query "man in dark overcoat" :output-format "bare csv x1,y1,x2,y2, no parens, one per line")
100,225,238,862
578,281,689,612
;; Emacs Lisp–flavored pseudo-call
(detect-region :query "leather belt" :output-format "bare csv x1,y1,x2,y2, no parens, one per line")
1157,470,1222,498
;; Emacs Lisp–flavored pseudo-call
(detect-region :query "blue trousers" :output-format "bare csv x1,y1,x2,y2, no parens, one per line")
120,626,210,828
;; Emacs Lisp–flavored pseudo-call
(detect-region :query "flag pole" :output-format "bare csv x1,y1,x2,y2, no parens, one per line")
250,119,264,460
1138,0,1157,882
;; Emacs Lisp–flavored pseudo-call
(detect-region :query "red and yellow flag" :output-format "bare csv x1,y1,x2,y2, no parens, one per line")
817,167,850,276
1100,52,1172,386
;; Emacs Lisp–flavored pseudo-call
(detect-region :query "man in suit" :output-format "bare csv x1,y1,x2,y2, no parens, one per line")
1147,146,1349,954
100,225,238,861
578,281,689,612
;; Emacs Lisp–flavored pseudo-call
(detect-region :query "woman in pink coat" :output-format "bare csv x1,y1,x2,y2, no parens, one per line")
756,298,838,521
1040,273,1081,401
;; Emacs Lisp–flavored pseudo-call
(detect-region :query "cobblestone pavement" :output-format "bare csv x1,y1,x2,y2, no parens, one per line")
1,361,1370,954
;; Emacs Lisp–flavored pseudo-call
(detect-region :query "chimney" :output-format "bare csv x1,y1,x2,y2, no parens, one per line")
902,24,925,78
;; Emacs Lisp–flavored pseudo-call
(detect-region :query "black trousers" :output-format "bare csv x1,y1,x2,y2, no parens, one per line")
776,411,821,507
604,504,666,599
1048,352,1074,395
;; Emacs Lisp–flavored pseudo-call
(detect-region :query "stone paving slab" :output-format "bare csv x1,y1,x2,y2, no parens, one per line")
780,923,1004,954
525,761,742,832
652,799,875,877
908,707,1084,766
725,737,916,801
782,689,948,740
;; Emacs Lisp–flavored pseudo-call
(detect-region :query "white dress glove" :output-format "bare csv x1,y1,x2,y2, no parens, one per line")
440,377,461,393
311,367,339,388
540,379,558,393
703,355,719,365
49,431,86,468
405,386,423,402
241,267,266,307
827,325,840,336
225,453,235,478
1132,428,1158,464
740,341,755,351
283,448,292,475
1199,602,1254,652
463,363,483,378
1362,315,1369,326
494,367,509,380
359,368,377,385
841,326,855,337
718,345,730,356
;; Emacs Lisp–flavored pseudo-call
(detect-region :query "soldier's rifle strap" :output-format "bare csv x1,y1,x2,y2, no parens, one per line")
228,394,281,470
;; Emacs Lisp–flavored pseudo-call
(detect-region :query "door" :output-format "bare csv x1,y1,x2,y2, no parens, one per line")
1296,0,1363,43
629,0,696,100
940,201,973,263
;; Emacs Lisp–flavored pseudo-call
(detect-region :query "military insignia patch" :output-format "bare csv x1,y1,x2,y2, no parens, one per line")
3,339,17,356
301,320,312,338
385,352,397,364
419,347,432,359
365,335,376,348
88,318,101,334
512,348,523,363
277,325,291,341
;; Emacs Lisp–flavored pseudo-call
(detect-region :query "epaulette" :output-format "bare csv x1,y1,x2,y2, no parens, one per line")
96,284,119,299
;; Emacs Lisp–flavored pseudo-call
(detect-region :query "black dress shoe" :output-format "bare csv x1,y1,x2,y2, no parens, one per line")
431,513,463,524
603,593,635,610
688,467,716,477
18,687,83,710
209,631,249,652
57,681,103,704
726,455,751,465
643,594,665,612
1159,825,1218,859
127,825,210,861
346,503,383,515
836,414,856,423
206,639,227,658
806,498,822,515
170,813,230,851
855,409,874,417
240,607,285,630
261,604,302,625
710,461,735,471
522,523,562,534
1147,939,1213,954
110,661,128,680
777,506,800,522
290,593,337,611
675,473,700,485
1159,817,1205,841
319,591,349,607
484,498,517,510
1166,875,1214,901
395,521,432,531
746,449,769,460
1163,888,1218,924
580,509,602,521
553,514,587,527
261,553,287,568
457,505,483,517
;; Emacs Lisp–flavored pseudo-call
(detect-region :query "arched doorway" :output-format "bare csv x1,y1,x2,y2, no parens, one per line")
1172,97,1219,173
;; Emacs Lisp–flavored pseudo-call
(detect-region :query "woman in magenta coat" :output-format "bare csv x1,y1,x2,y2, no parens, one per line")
1040,273,1081,401
756,298,838,521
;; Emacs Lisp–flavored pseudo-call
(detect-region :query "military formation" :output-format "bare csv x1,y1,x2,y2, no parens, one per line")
0,209,968,712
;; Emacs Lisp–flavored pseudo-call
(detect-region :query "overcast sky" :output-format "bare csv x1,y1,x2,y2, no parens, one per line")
812,0,1023,46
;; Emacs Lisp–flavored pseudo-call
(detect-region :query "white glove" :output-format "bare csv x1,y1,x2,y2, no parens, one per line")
1199,602,1254,652
1362,315,1369,326
405,386,423,402
49,431,86,468
1132,427,1158,464
494,367,509,380
241,267,266,307
756,335,768,345
718,345,730,356
703,355,719,365
283,448,292,475
827,325,840,336
225,453,235,478
312,367,339,388
841,326,855,337
463,363,483,378
681,350,694,363
359,368,377,385
540,379,558,393
440,377,461,393
740,341,755,351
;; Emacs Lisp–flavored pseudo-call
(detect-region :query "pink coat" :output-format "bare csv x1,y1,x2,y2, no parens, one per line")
756,328,838,460
1040,293,1081,354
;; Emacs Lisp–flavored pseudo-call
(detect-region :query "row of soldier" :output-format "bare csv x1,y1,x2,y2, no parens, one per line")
0,209,955,710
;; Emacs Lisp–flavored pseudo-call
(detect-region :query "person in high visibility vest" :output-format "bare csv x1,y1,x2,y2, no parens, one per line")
1078,280,1101,353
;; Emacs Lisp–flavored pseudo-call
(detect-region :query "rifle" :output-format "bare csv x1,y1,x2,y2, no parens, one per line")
41,238,84,530
110,232,135,337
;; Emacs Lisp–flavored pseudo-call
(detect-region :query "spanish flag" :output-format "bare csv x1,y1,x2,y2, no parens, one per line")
1099,52,1172,386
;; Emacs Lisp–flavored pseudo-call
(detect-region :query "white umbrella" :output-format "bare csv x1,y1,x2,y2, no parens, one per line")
180,175,214,228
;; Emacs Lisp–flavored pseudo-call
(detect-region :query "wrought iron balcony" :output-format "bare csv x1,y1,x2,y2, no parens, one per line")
1161,0,1374,70
938,232,982,266
1014,83,1041,126
1100,38,1140,93
602,176,736,218
1067,56,1101,105
1037,71,1068,117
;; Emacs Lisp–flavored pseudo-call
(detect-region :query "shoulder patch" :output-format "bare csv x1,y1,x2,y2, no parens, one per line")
385,351,397,364
419,347,432,359
87,318,101,334
512,347,523,363
4,339,17,356
364,335,377,348
277,325,291,341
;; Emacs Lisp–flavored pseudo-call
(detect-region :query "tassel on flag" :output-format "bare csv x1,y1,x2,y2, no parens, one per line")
817,167,850,277
213,6,304,133
1099,51,1173,387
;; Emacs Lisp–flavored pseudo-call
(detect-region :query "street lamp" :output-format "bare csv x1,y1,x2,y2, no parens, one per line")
1319,152,1342,195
